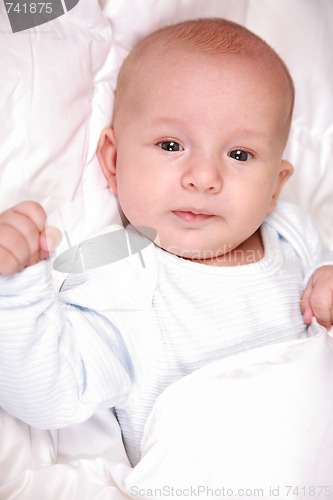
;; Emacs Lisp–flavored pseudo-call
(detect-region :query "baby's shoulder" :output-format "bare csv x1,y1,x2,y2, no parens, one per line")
266,200,313,229
265,200,324,269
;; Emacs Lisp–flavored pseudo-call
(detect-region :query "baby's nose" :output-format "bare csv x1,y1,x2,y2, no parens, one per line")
181,159,222,193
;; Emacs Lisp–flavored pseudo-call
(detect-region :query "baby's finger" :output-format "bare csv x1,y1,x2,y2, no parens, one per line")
300,280,314,324
0,223,32,273
0,245,23,275
0,210,41,261
39,227,62,260
309,286,333,330
11,201,47,233
39,226,62,259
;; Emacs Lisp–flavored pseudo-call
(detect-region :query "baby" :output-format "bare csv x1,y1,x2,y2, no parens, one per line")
0,18,333,466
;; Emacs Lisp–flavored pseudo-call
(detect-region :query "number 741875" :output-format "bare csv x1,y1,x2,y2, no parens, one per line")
5,3,53,14
284,486,332,497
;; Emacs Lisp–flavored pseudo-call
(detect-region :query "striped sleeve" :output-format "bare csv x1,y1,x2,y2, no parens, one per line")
0,260,132,428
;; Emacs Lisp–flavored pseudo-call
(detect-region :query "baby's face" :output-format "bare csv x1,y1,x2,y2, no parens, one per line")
101,49,293,264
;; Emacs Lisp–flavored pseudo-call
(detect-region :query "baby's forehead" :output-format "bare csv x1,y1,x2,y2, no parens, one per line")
122,33,291,91
113,21,294,133
119,43,291,104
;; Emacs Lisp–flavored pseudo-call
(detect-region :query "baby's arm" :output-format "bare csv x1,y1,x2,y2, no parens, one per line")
0,200,61,274
0,202,131,428
301,266,333,330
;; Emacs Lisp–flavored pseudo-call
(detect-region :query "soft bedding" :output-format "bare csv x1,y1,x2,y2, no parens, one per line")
127,322,333,499
0,0,333,498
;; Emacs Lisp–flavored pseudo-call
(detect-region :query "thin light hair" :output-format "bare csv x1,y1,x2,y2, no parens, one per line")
113,18,294,129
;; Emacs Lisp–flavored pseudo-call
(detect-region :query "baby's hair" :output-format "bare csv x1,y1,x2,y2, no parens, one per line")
113,18,294,128
136,18,278,57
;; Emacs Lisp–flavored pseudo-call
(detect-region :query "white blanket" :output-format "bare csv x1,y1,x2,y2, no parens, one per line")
1,322,333,499
127,322,333,499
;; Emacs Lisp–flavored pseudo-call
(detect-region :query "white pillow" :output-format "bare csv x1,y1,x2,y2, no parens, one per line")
0,0,113,215
125,322,333,499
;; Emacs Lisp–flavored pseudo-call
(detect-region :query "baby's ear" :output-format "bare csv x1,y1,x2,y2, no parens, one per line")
268,160,294,213
96,128,118,194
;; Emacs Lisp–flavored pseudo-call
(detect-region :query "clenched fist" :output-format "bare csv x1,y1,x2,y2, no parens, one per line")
301,265,333,331
0,201,61,275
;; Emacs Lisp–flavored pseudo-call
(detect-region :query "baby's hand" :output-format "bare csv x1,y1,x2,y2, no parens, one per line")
0,201,61,276
301,266,333,330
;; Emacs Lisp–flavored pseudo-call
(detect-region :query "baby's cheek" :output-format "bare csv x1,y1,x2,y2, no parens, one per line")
119,193,147,226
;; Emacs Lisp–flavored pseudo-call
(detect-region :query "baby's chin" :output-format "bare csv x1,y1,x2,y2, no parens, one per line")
129,224,229,263
158,243,225,263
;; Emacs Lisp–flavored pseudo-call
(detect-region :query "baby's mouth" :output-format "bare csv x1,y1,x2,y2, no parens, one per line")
172,209,214,223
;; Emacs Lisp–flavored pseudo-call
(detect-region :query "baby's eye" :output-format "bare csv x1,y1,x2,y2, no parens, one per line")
228,149,253,161
158,141,184,152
